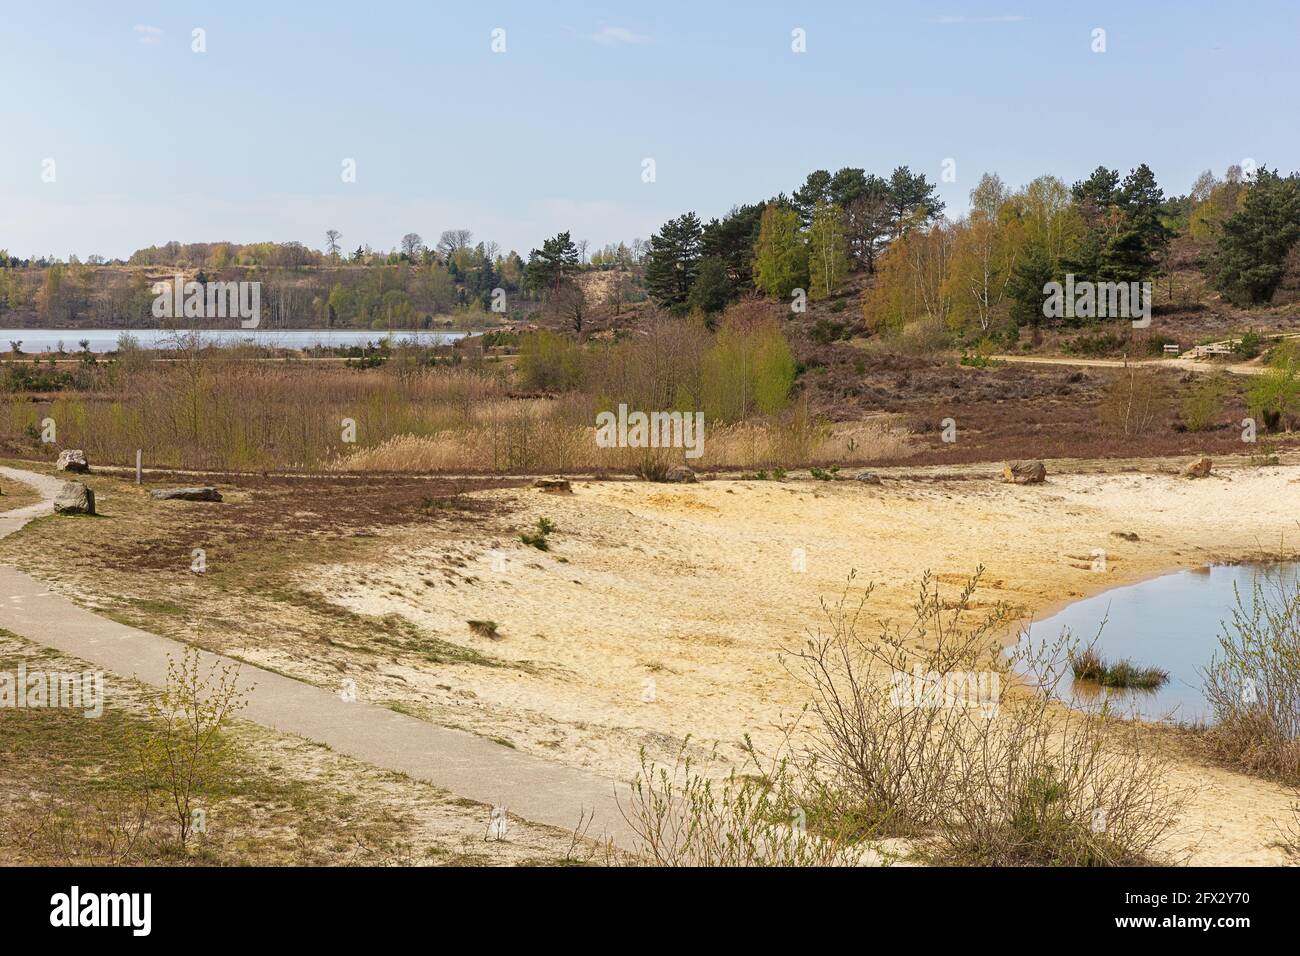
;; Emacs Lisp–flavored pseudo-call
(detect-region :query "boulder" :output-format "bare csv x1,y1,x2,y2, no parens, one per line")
149,486,223,502
1181,456,1212,479
55,449,89,473
856,472,883,485
1002,460,1046,485
53,481,95,515
533,477,572,493
664,465,697,484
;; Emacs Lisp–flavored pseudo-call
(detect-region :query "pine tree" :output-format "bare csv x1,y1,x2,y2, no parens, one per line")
525,231,579,292
887,166,946,238
1007,240,1055,333
644,212,703,314
687,257,732,315
1210,168,1300,305
793,169,832,225
700,204,764,300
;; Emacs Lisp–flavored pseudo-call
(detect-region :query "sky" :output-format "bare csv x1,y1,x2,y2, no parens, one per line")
1,0,1297,261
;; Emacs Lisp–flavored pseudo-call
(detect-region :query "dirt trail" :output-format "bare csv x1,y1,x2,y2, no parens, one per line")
991,353,1267,376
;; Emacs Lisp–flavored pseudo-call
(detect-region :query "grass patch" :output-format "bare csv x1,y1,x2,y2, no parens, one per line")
0,634,535,866
125,596,189,617
520,517,555,551
1070,648,1169,689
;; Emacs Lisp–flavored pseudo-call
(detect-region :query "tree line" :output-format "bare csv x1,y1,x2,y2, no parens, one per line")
628,159,1300,342
635,166,947,318
4,160,1298,333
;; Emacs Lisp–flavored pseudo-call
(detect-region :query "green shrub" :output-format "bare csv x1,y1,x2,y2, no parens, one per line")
518,331,584,391
1234,331,1262,359
520,517,555,551
1247,343,1300,431
1203,575,1300,783
1180,377,1226,432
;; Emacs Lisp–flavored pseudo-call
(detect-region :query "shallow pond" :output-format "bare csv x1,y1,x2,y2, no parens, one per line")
1020,562,1300,724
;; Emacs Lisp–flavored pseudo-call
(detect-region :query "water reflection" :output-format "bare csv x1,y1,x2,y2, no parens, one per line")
1019,563,1300,724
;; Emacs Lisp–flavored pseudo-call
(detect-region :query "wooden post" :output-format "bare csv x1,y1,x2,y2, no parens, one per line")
136,449,142,485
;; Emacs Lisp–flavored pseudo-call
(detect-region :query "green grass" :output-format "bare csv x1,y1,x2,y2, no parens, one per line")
1070,648,1169,690
125,596,189,616
520,517,556,551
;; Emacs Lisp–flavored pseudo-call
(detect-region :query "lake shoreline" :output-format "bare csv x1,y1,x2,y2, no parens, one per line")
0,327,470,354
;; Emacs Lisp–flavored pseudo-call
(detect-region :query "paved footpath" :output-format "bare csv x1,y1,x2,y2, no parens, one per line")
0,466,636,849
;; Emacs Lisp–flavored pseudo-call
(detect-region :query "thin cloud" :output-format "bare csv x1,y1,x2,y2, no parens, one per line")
133,24,163,44
932,15,1026,24
587,26,651,46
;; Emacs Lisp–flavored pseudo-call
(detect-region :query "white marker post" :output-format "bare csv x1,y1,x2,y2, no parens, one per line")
136,449,142,485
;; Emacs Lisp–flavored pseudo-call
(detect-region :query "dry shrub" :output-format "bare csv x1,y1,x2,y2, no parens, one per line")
815,417,914,463
934,647,1183,866
861,317,950,357
3,357,512,471
1281,799,1300,859
618,743,871,867
13,791,156,866
783,569,1186,865
783,571,1010,836
328,403,898,474
2,333,900,474
1203,575,1300,783
1099,363,1171,437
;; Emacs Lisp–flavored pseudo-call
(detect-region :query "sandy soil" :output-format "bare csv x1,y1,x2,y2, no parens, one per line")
302,460,1300,865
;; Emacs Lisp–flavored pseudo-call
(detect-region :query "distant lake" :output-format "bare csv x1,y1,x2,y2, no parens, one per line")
0,328,466,354
1019,562,1300,724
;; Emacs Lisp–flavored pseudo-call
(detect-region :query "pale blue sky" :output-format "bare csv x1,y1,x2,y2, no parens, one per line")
1,0,1295,260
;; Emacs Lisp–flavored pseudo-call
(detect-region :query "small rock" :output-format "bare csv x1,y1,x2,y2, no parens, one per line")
1002,460,1046,485
55,449,89,473
1111,531,1140,542
664,465,697,483
856,472,883,485
149,486,223,502
533,477,572,493
53,480,95,515
1181,456,1212,479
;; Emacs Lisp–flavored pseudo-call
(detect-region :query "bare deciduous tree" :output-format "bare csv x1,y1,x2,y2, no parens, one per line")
400,233,424,260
